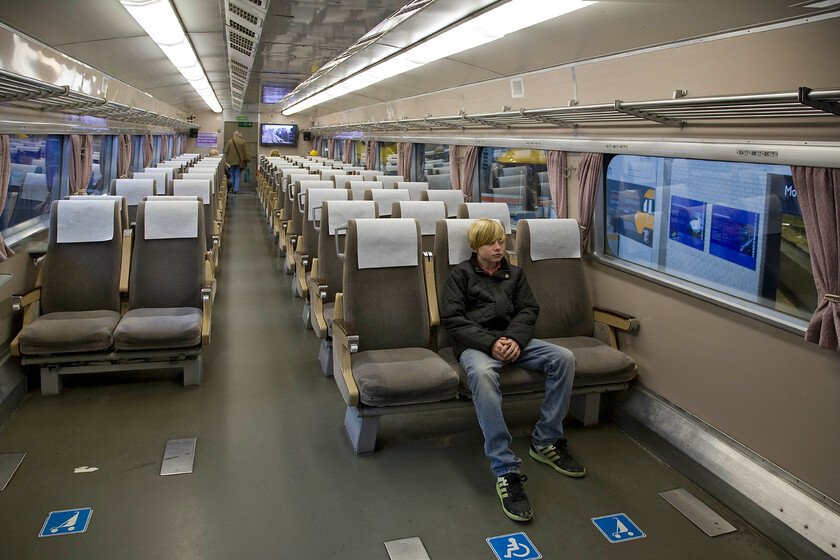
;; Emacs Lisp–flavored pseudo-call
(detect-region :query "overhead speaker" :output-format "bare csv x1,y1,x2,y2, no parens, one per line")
302,131,311,141
189,128,198,138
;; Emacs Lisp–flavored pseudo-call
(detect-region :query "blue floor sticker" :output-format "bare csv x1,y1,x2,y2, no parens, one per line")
592,513,645,543
486,532,542,559
39,508,92,538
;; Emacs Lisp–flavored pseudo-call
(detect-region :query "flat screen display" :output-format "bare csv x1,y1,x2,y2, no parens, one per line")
261,124,298,146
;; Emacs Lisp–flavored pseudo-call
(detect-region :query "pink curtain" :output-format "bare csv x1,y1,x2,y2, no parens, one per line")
68,135,83,195
365,141,376,170
576,152,604,252
791,166,840,351
449,145,479,201
0,136,15,260
397,142,413,180
546,150,568,218
80,135,93,193
327,139,335,160
117,134,131,177
143,135,153,168
343,140,352,164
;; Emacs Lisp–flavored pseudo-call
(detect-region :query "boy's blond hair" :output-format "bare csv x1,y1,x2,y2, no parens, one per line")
467,218,505,252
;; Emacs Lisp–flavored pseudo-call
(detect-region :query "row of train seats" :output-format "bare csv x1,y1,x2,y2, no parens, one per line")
257,155,639,453
10,153,226,394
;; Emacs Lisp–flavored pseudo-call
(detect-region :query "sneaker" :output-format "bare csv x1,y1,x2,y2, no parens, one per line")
496,473,533,522
529,440,586,477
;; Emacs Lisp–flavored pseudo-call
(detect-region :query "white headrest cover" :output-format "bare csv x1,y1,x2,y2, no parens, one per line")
307,189,348,221
396,182,428,201
369,189,410,216
147,167,174,178
143,200,199,239
395,201,446,235
20,173,48,201
56,199,116,243
355,218,418,269
445,219,478,265
132,172,167,192
299,180,334,192
172,179,212,204
463,203,512,234
325,200,376,235
424,190,464,217
526,219,581,260
333,175,356,188
349,181,383,197
115,179,156,205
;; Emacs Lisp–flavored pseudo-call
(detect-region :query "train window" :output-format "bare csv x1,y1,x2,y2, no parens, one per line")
415,144,452,189
603,155,816,322
355,141,366,167
334,140,343,161
132,136,144,172
1,134,62,238
379,142,397,175
479,147,551,222
90,136,118,195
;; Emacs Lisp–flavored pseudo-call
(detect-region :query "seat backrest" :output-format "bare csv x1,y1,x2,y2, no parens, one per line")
425,173,452,190
395,181,428,200
343,218,428,351
20,172,49,201
375,175,404,189
131,172,168,196
347,180,382,200
147,166,175,184
365,189,410,216
357,170,379,181
515,219,594,338
41,199,122,314
299,187,348,257
420,189,465,217
318,200,378,302
332,174,358,189
293,180,334,238
172,179,215,252
130,200,205,309
432,218,479,349
457,202,514,246
391,200,446,252
113,178,156,223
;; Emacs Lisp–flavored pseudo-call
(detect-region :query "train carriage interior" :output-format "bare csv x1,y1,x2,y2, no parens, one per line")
0,0,838,558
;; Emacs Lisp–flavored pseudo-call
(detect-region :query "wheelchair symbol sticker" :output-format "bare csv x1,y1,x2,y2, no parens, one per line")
486,532,541,560
591,513,646,543
39,508,93,537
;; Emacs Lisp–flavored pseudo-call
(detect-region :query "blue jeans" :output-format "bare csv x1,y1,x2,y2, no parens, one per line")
460,338,575,476
230,165,242,193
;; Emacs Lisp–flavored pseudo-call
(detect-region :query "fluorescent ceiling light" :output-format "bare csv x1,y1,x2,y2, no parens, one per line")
120,0,223,113
282,0,597,115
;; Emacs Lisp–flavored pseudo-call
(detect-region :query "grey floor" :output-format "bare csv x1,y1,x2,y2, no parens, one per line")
0,187,792,559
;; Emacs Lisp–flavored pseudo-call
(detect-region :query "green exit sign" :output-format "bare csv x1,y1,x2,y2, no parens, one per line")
236,116,247,121
237,122,253,127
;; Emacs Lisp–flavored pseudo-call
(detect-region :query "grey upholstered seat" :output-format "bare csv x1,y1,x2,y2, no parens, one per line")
515,219,637,387
293,180,338,298
172,178,218,256
394,181,428,200
391,200,446,252
112,178,156,224
15,199,123,356
456,202,514,247
333,218,459,416
419,189,465,217
113,199,207,352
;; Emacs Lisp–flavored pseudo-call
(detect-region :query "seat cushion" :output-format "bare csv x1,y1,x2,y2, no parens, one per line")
542,336,636,385
352,347,459,407
440,336,636,398
18,310,121,355
113,307,202,350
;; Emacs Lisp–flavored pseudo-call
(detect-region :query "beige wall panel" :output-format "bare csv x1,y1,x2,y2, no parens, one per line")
587,262,840,502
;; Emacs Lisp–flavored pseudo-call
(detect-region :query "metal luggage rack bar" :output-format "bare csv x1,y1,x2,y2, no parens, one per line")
0,68,195,131
306,87,840,135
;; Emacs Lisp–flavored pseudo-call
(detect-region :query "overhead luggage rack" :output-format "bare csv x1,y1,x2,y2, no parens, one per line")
0,68,195,131
306,87,840,135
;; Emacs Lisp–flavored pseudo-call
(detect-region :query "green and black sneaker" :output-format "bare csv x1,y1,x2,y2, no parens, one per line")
496,473,533,522
529,439,586,477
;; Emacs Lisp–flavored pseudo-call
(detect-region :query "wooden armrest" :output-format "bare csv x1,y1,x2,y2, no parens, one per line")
120,228,133,295
422,252,439,327
332,317,360,406
201,287,212,345
593,307,639,333
11,286,42,356
308,273,329,338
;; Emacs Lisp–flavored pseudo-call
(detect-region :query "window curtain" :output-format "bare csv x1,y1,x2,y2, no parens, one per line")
365,141,376,171
327,139,335,160
343,140,352,164
80,134,93,194
143,135,153,168
0,135,15,260
68,135,83,195
117,134,131,177
162,136,171,161
546,150,568,218
397,142,413,180
576,152,604,252
449,145,479,201
791,166,840,351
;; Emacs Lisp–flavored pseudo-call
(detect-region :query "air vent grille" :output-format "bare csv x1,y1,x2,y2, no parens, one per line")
224,0,269,110
228,2,259,26
228,19,256,39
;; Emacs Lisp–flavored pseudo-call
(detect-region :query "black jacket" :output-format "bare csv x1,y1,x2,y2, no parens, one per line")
440,253,539,360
